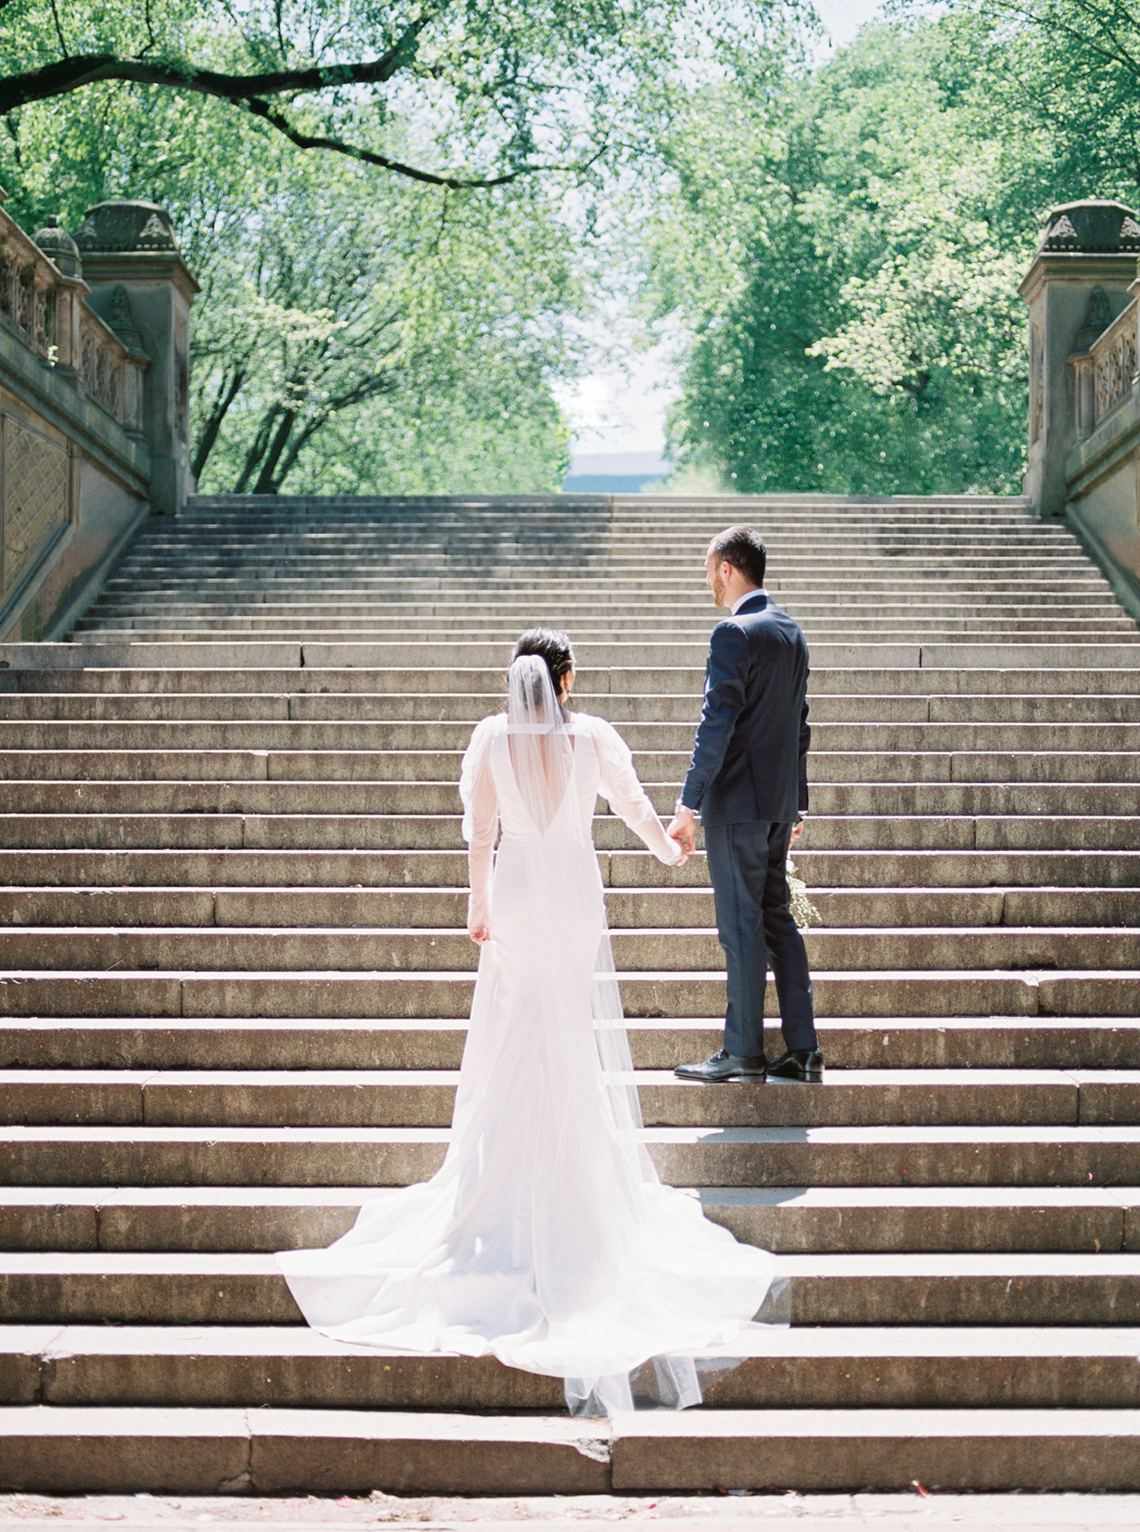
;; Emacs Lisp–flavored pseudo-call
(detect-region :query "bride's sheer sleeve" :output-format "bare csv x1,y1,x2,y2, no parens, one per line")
459,716,500,931
591,716,683,866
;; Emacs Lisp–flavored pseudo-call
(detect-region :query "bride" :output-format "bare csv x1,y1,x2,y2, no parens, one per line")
277,628,776,1414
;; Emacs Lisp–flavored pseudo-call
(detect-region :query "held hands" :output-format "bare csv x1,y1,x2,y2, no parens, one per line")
467,895,491,945
667,806,697,859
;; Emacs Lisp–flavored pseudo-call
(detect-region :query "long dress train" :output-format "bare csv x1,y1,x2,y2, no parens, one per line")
277,669,776,1414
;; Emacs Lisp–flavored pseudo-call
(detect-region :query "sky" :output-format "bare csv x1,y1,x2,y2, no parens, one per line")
560,0,889,468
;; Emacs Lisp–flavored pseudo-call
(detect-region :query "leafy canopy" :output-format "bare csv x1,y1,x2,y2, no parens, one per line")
1,0,800,184
648,5,1140,495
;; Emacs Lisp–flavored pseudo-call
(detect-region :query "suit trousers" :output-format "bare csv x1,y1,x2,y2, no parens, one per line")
704,819,817,1058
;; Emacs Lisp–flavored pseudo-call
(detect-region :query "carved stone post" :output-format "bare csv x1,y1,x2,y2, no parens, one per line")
74,201,200,515
31,217,86,385
1019,200,1140,516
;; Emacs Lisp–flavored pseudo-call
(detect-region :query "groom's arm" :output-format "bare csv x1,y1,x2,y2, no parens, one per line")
679,621,749,814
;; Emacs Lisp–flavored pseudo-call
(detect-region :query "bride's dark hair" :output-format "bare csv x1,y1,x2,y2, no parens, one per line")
511,627,576,699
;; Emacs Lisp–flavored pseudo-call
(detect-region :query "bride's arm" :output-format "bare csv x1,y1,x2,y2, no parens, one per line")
592,718,686,866
459,718,500,941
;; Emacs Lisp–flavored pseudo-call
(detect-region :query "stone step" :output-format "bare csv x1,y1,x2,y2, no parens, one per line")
74,613,1139,635
5,640,1140,672
0,965,1135,1019
3,811,1135,854
69,628,1140,651
7,1324,1140,1411
3,1014,1138,1072
5,690,1140,725
0,1403,622,1495
3,1250,1140,1327
114,527,1083,546
3,1184,1133,1253
78,588,1133,608
1,1066,1129,1130
30,692,1140,729
108,562,1097,580
87,591,1123,615
4,720,1140,756
0,777,1137,818
104,568,1109,591
99,584,1111,609
111,526,1088,542
2,747,1139,787
111,527,1088,545
1,885,1136,930
5,665,1139,697
1,925,1139,975
0,844,1136,888
5,1122,1140,1188
790,849,1140,884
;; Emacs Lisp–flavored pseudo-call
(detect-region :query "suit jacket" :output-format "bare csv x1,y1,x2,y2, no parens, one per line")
679,590,810,826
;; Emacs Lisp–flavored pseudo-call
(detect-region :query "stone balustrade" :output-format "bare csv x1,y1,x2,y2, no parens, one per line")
1020,201,1140,622
0,198,147,436
1090,297,1138,428
0,191,195,643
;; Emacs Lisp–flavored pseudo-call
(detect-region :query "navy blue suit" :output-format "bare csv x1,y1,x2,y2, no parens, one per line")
680,591,816,1057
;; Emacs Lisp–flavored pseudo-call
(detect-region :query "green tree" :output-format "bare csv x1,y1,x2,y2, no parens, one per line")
649,10,1137,495
0,0,803,492
0,1,797,184
1,38,586,491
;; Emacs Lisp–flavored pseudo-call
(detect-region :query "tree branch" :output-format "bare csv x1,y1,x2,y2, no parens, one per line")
49,0,69,57
0,17,431,116
244,97,559,187
0,26,588,188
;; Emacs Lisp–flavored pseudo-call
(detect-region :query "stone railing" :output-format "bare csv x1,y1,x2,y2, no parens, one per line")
0,200,146,435
1021,200,1140,618
1070,295,1139,440
1092,299,1138,426
78,306,145,432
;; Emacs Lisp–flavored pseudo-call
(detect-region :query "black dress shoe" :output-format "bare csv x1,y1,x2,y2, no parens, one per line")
674,1049,767,1082
766,1048,824,1082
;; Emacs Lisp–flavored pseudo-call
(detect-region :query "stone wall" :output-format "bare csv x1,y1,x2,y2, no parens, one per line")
1022,200,1140,617
0,192,197,643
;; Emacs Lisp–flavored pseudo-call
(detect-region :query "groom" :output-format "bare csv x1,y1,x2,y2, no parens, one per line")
668,526,822,1083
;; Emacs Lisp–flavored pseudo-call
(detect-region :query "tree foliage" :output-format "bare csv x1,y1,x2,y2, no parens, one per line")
0,71,585,492
0,0,803,494
649,6,1139,496
0,0,797,184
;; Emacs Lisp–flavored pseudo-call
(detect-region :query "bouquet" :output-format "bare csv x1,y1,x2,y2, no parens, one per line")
786,821,821,932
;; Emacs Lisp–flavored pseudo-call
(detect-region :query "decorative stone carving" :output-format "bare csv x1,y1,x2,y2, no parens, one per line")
103,283,145,353
1049,214,1078,244
32,216,83,279
78,310,124,420
1038,200,1140,254
1030,322,1044,445
1,412,71,597
1082,287,1113,333
0,242,50,359
75,201,181,254
1091,307,1138,424
1020,199,1140,516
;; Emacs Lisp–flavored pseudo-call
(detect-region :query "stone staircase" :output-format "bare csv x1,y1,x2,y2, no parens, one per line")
2,491,1140,1495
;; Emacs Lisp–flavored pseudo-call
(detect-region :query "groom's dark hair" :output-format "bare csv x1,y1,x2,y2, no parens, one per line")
709,525,766,587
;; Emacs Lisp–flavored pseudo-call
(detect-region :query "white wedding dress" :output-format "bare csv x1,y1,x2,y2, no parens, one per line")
277,657,776,1414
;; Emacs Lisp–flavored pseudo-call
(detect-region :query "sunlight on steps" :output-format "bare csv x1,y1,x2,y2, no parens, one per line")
1,492,1140,1494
